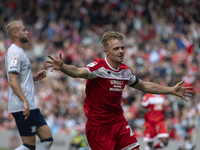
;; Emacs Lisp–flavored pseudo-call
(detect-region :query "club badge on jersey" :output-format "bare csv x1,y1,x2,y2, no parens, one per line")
11,57,18,65
87,62,98,68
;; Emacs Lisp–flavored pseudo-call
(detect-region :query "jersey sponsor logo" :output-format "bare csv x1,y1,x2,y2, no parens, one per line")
11,58,18,65
113,85,122,88
110,80,123,91
109,88,123,91
31,126,36,133
87,62,98,68
110,80,123,85
10,66,18,69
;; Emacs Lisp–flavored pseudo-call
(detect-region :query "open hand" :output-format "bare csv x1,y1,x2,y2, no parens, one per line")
173,80,193,102
46,53,63,72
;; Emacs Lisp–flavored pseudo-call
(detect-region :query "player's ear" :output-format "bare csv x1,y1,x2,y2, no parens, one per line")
14,30,19,38
104,49,108,55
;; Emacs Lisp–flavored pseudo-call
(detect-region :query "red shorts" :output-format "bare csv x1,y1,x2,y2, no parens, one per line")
86,118,140,150
143,121,169,142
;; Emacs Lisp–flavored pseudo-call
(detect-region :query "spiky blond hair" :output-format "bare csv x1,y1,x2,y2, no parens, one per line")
102,31,124,48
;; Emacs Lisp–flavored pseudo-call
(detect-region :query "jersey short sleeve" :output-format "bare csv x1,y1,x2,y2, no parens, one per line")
7,51,22,74
85,58,101,79
127,75,138,86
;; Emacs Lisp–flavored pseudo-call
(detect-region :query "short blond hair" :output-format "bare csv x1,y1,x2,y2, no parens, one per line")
6,20,23,37
102,31,124,48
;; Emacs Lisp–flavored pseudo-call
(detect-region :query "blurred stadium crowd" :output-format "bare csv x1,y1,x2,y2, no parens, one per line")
0,0,200,145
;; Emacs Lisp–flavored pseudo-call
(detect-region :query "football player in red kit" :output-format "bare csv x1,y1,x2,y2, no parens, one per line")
141,94,169,150
46,31,193,150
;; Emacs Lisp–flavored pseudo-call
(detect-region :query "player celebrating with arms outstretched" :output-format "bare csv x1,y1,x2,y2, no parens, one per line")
47,31,192,150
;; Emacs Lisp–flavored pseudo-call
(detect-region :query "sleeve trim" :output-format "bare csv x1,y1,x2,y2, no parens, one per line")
129,77,139,87
8,71,19,74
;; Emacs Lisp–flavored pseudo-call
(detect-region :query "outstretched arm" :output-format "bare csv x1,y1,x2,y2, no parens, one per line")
46,53,89,79
132,79,193,102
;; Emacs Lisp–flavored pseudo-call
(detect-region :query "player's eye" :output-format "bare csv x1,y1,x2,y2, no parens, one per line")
23,28,27,32
113,46,125,51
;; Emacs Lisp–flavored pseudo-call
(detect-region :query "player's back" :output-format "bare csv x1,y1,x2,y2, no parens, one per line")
141,94,166,123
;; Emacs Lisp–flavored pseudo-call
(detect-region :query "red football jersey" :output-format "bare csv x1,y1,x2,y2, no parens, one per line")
141,94,166,123
84,58,138,126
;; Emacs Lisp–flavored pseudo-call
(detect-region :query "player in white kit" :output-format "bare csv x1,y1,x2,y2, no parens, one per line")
5,20,53,150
